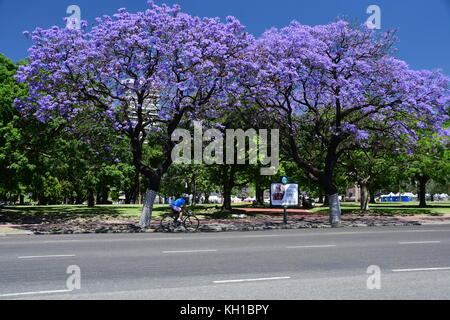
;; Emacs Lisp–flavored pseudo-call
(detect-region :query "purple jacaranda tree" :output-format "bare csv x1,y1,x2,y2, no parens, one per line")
241,21,449,226
15,2,252,227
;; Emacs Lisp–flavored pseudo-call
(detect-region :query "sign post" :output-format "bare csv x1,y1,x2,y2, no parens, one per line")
270,177,299,225
282,177,288,224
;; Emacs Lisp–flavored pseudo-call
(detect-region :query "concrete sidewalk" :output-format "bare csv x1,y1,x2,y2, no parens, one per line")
0,225,33,236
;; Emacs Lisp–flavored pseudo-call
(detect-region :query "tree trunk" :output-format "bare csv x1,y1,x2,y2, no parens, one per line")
221,166,235,211
369,188,376,204
87,189,95,207
255,181,264,205
102,189,109,204
124,191,132,204
193,192,200,205
328,193,341,227
138,173,162,228
139,189,157,228
318,190,324,204
191,174,197,206
222,185,232,211
96,189,109,204
360,183,370,212
417,175,429,208
319,174,341,227
133,170,140,204
323,195,329,206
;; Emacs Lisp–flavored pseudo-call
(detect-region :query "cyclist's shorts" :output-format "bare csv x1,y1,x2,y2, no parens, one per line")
171,206,181,213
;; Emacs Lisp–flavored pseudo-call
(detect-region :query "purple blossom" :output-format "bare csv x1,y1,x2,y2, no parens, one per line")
239,20,449,149
16,1,251,140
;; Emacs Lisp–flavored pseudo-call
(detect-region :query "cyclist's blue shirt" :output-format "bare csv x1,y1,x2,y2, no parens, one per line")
172,198,186,208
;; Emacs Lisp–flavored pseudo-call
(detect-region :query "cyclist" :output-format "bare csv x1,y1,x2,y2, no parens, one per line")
170,195,189,226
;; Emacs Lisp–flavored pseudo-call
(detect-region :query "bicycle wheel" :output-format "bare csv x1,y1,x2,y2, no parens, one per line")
160,215,175,232
183,215,200,232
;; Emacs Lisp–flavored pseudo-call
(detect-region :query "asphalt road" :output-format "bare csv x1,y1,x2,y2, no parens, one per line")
1,224,450,300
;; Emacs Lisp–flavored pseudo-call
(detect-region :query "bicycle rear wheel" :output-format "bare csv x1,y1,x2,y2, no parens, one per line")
183,215,200,232
160,215,175,232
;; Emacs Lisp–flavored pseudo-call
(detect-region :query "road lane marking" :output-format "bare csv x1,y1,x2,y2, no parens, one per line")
162,250,218,254
398,241,441,244
18,254,76,259
0,289,73,297
313,230,440,236
392,267,450,272
286,245,337,249
239,235,282,238
143,237,185,241
39,240,83,243
213,276,291,284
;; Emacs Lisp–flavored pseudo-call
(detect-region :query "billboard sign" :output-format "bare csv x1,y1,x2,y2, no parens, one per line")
270,183,299,207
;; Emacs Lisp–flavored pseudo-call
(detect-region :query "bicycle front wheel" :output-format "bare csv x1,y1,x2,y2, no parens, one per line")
160,215,175,232
183,215,200,232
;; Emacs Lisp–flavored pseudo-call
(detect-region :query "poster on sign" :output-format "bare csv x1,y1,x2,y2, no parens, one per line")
270,183,299,207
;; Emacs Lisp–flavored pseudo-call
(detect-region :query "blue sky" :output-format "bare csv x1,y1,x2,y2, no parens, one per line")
0,0,449,75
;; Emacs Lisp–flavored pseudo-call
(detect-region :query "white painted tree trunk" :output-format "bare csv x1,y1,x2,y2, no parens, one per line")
139,189,157,228
329,193,341,227
360,184,370,212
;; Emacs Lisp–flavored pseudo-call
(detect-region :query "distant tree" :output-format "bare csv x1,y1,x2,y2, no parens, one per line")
405,135,449,207
0,53,30,202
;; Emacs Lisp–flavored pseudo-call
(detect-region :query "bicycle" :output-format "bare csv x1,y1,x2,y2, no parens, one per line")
160,209,200,232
